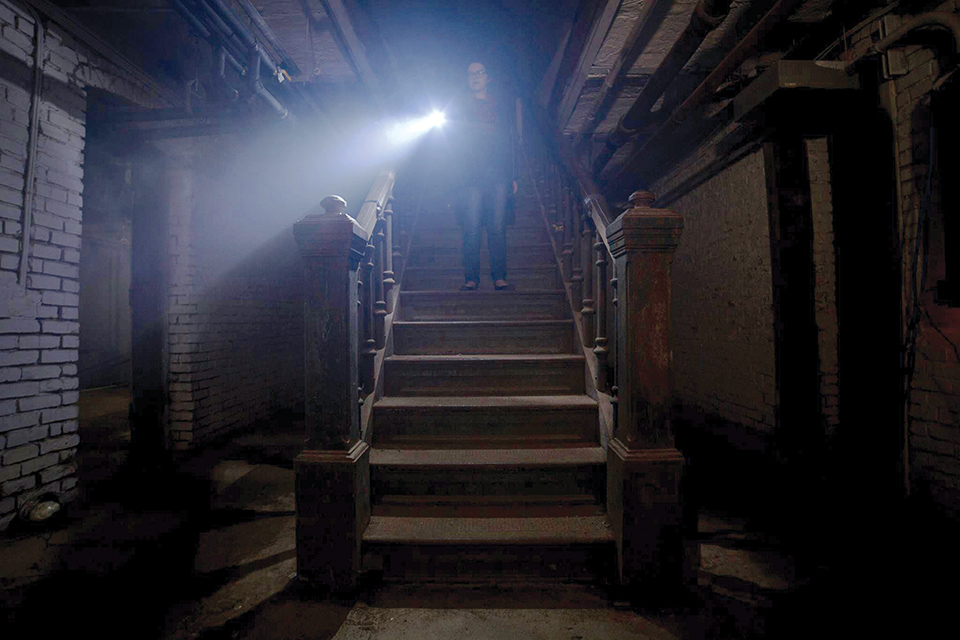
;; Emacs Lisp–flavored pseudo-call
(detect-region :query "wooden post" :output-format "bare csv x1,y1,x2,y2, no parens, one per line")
571,204,583,306
594,236,609,392
292,195,370,591
605,189,686,599
580,218,595,347
561,182,573,281
374,218,387,349
360,229,377,395
383,197,396,312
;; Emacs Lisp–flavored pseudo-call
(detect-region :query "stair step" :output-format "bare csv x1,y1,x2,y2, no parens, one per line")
402,266,562,291
372,495,604,518
393,320,575,355
383,354,585,396
364,515,613,545
373,395,598,448
399,291,569,321
419,215,545,231
413,226,550,247
406,243,556,268
362,516,614,582
371,447,604,500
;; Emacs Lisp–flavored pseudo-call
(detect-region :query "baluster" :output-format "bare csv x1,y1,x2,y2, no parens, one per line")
374,218,387,349
594,239,609,392
570,204,583,305
360,232,376,395
391,199,402,269
383,196,396,311
610,264,618,428
561,182,573,281
580,218,595,347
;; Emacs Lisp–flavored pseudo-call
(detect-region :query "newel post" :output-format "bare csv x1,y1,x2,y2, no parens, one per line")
292,195,371,591
605,190,687,597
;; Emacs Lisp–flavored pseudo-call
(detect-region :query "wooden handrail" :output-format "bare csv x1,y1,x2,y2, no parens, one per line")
355,169,396,234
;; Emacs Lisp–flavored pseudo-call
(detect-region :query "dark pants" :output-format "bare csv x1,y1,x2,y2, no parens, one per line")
462,182,508,283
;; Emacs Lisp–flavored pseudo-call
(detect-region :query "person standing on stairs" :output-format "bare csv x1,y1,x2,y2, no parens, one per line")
451,60,518,291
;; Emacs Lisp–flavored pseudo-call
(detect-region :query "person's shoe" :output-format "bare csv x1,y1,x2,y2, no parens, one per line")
460,281,478,291
494,279,514,291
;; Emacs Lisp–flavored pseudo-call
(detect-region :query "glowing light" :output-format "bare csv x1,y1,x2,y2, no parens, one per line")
385,110,446,145
426,110,445,128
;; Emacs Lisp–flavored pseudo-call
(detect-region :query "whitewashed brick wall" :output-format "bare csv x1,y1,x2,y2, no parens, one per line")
0,0,170,530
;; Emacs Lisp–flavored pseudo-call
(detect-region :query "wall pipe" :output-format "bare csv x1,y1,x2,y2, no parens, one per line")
194,0,248,57
170,0,210,39
575,0,674,146
591,0,732,175
233,0,301,75
18,4,43,288
173,0,292,117
205,0,278,75
844,11,960,71
249,44,289,119
601,0,808,184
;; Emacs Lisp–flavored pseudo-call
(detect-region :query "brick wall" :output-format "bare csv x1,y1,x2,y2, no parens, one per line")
165,143,304,450
665,148,777,432
843,3,960,514
0,0,169,529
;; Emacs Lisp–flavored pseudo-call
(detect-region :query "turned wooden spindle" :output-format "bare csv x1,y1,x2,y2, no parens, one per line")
594,237,609,392
391,203,402,275
561,182,573,281
580,217,595,347
570,204,583,305
383,197,396,311
374,217,387,349
360,230,377,395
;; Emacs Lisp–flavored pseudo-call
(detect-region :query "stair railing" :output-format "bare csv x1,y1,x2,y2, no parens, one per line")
525,133,691,593
291,168,419,591
523,145,618,446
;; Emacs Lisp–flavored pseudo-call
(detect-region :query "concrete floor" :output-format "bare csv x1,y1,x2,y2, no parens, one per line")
2,387,951,639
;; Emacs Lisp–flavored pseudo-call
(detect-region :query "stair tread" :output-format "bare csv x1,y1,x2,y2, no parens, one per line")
400,290,566,297
393,319,573,327
403,266,560,272
364,515,613,544
371,446,604,467
375,395,597,410
386,354,584,363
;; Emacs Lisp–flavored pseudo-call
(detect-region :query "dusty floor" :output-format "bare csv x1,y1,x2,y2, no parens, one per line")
0,387,953,639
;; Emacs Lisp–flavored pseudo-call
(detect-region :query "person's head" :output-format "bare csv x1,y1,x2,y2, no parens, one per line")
467,61,489,97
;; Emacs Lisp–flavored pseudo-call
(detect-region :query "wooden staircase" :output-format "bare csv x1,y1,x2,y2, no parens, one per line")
362,197,614,582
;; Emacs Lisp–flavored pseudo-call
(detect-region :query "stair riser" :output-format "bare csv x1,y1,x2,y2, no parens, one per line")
371,502,604,518
364,543,613,582
393,323,575,355
373,406,598,448
372,464,605,501
413,227,550,247
402,269,562,291
406,245,557,269
384,359,585,396
399,294,569,321
418,215,545,232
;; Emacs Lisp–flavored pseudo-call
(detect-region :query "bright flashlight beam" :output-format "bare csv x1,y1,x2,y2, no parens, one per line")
386,111,446,145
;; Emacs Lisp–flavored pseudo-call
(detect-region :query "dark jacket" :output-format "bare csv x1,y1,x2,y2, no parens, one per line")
446,91,518,189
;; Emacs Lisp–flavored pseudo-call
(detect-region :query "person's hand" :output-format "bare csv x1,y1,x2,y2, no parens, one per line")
512,180,518,195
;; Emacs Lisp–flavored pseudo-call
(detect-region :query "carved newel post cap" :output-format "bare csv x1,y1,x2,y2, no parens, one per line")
321,195,348,215
627,190,657,209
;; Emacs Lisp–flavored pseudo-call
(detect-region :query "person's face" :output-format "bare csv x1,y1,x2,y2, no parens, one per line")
468,63,489,94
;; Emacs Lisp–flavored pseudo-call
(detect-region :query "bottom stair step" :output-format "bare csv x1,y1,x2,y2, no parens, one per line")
373,494,604,518
362,516,615,582
364,515,613,545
